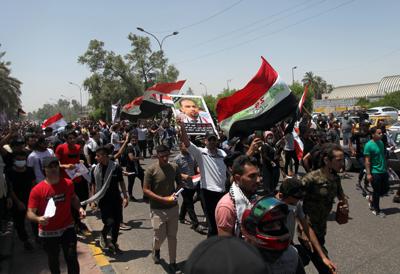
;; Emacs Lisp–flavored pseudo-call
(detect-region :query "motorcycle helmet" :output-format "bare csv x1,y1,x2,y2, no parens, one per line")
241,197,290,251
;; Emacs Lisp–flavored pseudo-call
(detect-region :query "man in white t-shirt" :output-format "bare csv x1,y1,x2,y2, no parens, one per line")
111,124,124,154
27,136,55,183
137,124,148,158
178,119,226,237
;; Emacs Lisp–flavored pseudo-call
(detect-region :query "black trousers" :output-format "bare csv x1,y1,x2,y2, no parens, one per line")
127,170,144,198
99,200,122,244
12,206,35,242
72,180,89,227
371,172,389,212
179,188,199,227
42,227,79,274
284,150,299,175
200,189,225,237
299,234,330,274
147,140,154,156
138,140,147,158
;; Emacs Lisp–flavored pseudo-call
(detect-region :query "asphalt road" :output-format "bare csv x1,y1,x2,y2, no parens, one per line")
86,155,400,274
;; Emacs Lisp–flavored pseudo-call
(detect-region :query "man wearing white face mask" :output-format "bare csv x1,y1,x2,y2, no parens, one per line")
5,151,36,250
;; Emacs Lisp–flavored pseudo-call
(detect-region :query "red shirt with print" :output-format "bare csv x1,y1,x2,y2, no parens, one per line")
55,143,82,182
28,178,75,236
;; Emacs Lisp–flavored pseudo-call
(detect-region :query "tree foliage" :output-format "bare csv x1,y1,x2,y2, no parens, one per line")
78,34,179,120
0,45,22,121
302,71,333,100
356,91,400,109
30,99,82,122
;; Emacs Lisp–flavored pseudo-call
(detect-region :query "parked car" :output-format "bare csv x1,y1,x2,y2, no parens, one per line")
389,122,400,131
344,129,400,175
367,106,399,121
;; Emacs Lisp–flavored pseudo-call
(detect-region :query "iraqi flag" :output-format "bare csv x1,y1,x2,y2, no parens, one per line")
145,80,186,97
298,85,309,115
120,95,166,120
42,113,67,130
216,57,298,138
293,128,304,161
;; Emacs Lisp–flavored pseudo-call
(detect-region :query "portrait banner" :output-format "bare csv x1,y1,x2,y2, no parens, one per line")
169,95,218,136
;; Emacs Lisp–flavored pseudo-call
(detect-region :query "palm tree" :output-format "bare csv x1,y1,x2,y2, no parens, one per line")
0,48,22,120
302,72,333,99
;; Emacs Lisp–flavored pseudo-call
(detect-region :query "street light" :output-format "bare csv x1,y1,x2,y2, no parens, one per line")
291,66,298,85
199,82,208,96
68,82,83,115
136,27,179,51
226,79,233,90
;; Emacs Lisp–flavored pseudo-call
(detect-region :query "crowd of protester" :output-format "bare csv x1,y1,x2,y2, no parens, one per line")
0,109,399,274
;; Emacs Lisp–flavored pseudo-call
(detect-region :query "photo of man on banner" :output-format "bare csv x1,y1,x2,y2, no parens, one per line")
170,95,218,136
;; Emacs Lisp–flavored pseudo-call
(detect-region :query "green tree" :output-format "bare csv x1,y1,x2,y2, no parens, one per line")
302,72,333,99
355,97,370,108
203,88,237,117
78,34,179,121
31,99,82,122
0,45,22,121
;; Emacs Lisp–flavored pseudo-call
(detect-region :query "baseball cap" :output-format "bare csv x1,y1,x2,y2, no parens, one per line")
205,131,217,140
185,237,268,274
10,138,25,146
279,178,305,199
42,156,59,168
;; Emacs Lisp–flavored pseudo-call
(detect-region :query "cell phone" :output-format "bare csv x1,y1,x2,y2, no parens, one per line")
255,130,264,138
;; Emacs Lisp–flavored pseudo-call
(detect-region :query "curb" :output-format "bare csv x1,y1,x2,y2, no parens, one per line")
85,222,116,274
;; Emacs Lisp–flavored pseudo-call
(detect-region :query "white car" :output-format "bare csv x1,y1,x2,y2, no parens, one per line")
367,106,399,121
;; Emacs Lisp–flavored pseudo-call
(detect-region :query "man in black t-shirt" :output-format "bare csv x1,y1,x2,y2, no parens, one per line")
126,135,144,201
349,122,371,188
5,151,36,250
88,147,129,253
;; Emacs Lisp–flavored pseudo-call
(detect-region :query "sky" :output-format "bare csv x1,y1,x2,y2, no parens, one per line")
1,0,400,112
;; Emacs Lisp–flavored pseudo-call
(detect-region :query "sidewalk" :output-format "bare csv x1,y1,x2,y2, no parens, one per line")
5,223,105,274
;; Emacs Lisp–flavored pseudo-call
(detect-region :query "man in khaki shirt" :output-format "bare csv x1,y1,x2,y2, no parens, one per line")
143,145,182,273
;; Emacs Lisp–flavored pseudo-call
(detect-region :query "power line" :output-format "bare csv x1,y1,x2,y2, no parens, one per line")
151,0,244,33
175,0,357,65
181,0,325,53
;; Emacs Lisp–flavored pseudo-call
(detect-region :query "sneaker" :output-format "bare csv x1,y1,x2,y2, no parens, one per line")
152,249,161,264
99,234,107,249
191,224,206,234
179,218,185,224
23,241,34,251
372,210,386,218
107,242,116,253
169,263,179,273
113,243,123,254
119,223,130,231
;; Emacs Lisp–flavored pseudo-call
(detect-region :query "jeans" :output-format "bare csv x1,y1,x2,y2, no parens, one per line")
42,227,79,274
200,189,225,237
179,188,199,227
343,131,352,146
371,172,389,212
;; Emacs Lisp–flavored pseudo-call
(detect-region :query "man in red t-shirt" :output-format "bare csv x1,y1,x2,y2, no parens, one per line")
27,156,86,274
56,130,89,234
